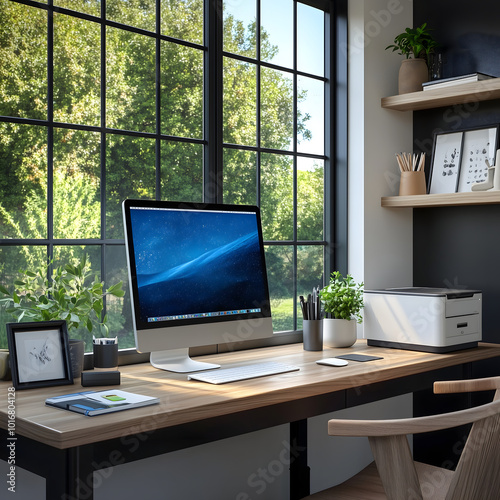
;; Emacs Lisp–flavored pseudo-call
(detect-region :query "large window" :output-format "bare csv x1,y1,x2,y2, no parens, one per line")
0,0,343,351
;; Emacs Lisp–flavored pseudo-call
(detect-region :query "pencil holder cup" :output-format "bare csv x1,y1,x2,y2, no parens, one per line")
93,338,118,370
0,349,11,380
399,170,426,196
303,320,323,351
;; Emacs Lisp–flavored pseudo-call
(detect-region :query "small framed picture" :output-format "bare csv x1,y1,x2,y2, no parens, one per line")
457,126,499,192
428,131,464,194
6,320,74,390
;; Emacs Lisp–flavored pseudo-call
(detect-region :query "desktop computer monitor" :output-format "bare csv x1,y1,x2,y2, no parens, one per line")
122,199,274,372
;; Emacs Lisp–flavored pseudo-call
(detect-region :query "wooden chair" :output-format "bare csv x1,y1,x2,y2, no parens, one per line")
305,376,500,500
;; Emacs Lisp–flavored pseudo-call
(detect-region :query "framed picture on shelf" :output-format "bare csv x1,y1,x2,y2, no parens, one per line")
428,131,464,194
457,126,499,192
6,320,74,390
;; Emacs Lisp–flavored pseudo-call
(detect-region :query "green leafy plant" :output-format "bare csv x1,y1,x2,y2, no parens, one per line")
385,23,438,60
0,255,125,337
319,271,364,323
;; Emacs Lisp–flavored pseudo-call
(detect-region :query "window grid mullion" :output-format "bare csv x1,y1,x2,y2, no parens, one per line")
100,0,107,243
155,0,162,200
204,0,223,204
47,2,54,256
292,0,299,330
256,0,262,207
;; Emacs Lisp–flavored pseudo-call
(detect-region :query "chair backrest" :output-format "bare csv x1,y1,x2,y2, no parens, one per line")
433,375,500,400
327,376,500,500
434,376,500,500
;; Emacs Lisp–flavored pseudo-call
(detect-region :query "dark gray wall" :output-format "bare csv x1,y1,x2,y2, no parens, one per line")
412,1,500,467
415,1,500,80
413,1,500,344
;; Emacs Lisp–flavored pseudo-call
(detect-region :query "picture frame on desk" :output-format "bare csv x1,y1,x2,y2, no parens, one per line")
6,320,74,390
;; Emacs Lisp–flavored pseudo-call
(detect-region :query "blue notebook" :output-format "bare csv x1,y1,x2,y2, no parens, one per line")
45,389,159,416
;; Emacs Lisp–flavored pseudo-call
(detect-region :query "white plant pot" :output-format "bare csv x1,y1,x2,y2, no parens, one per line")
323,318,357,348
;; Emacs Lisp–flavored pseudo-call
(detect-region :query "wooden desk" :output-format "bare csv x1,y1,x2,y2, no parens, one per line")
1,340,500,499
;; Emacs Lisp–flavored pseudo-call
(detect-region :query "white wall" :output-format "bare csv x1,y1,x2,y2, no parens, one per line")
0,2,418,498
348,0,414,290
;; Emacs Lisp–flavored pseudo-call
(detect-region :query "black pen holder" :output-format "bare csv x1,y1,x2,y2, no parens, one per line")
93,341,118,369
303,320,323,351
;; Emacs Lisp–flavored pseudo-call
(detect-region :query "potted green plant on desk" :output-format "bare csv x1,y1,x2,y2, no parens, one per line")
319,271,364,348
386,22,438,94
0,254,124,375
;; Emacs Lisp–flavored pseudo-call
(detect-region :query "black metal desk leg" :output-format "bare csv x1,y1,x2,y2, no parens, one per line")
289,419,310,500
47,446,94,500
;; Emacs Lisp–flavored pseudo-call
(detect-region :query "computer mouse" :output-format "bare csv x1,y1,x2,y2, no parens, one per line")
316,357,348,367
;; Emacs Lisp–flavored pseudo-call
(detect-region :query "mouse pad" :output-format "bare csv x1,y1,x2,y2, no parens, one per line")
335,354,383,362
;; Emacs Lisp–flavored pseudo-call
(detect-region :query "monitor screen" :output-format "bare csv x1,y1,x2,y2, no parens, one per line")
122,199,273,372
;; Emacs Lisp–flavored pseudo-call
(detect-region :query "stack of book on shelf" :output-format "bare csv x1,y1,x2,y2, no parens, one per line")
422,72,495,91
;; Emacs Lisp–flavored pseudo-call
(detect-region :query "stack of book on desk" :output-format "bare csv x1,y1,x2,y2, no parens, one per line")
46,389,159,416
422,72,495,91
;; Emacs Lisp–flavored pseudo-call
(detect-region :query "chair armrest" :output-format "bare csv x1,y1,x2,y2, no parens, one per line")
327,398,500,437
434,376,500,394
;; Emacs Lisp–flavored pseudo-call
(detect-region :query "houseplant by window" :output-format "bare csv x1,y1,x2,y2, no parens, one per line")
0,255,124,375
319,271,364,348
386,23,438,94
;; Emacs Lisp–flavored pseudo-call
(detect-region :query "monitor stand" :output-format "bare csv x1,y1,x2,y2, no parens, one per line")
150,348,220,373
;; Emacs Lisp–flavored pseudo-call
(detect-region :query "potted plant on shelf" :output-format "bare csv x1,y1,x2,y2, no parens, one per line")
319,271,364,348
386,22,438,94
0,255,125,376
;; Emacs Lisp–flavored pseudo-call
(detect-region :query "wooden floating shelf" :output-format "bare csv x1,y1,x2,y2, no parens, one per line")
381,191,500,208
381,78,500,111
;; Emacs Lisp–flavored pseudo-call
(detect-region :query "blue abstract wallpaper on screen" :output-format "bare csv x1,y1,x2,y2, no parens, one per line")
130,208,269,321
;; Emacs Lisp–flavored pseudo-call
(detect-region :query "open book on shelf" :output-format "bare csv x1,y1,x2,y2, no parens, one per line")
46,389,159,416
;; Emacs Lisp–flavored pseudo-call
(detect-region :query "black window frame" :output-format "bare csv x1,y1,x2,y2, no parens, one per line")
0,0,348,365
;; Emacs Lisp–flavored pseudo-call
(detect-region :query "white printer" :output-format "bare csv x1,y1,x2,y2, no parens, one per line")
364,287,482,353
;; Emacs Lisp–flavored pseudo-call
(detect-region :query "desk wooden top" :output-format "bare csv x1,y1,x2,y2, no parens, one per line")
1,341,499,449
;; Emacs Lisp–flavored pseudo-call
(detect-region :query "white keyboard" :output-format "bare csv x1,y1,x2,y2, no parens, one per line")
187,361,300,384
